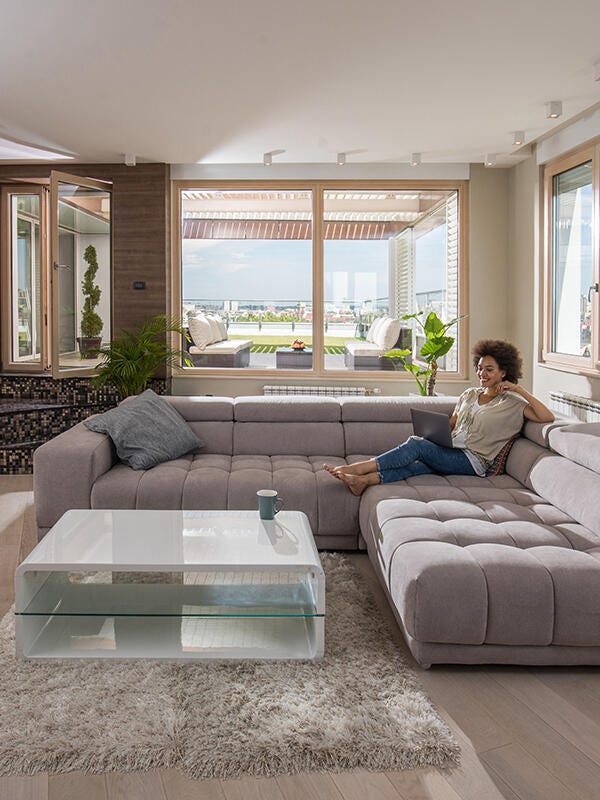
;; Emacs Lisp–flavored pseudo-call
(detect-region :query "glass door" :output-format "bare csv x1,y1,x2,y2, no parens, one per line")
1,184,49,371
50,172,112,377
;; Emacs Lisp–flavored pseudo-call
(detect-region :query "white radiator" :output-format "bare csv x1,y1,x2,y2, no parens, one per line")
263,385,376,397
549,392,600,423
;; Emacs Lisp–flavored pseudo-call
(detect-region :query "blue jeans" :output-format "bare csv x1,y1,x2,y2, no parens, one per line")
375,436,476,483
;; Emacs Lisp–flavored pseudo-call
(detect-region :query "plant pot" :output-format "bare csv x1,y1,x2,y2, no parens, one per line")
77,336,102,359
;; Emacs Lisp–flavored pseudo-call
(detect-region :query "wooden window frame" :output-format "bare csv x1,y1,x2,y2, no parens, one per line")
542,141,600,375
171,179,470,383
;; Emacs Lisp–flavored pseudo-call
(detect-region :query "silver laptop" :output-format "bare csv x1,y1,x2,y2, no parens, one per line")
410,407,453,448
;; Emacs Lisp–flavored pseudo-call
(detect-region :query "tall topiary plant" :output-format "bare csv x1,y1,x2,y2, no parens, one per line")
80,244,103,340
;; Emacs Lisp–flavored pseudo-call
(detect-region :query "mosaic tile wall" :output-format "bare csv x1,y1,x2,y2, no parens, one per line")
0,375,168,474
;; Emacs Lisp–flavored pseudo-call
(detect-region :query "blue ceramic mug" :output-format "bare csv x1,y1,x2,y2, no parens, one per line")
257,489,284,520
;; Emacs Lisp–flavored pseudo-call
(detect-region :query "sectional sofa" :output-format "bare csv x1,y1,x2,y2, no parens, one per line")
34,395,600,667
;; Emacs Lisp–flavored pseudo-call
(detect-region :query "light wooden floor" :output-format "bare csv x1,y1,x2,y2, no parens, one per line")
2,477,600,800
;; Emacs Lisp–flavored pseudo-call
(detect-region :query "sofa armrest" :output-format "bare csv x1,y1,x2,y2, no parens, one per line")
33,422,117,538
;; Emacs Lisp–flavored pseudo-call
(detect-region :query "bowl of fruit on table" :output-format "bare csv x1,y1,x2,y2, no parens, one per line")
291,339,306,350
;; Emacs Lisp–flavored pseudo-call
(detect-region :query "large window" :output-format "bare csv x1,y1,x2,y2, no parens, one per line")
175,182,466,377
544,144,599,372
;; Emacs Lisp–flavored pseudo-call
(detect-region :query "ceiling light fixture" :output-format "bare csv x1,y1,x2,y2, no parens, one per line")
546,101,562,119
484,154,497,167
336,152,346,166
409,152,421,166
124,153,136,167
512,131,525,146
263,148,286,166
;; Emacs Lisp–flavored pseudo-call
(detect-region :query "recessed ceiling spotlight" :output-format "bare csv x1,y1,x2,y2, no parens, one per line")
336,152,346,166
124,153,136,167
484,154,497,167
512,131,525,146
546,101,562,119
263,148,286,166
409,152,421,166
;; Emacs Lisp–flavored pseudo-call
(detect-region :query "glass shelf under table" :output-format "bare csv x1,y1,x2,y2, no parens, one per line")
15,569,324,660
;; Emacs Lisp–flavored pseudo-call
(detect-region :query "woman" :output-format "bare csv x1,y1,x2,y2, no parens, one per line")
324,339,555,495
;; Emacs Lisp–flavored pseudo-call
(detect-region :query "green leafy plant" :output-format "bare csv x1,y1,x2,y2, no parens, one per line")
80,244,103,338
385,310,465,396
92,314,192,400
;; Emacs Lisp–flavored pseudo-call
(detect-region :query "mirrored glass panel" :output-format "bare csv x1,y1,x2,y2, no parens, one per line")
55,181,111,371
552,161,593,359
10,195,41,364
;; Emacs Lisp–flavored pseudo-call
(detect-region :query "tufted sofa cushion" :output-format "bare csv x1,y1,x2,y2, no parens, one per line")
361,472,600,650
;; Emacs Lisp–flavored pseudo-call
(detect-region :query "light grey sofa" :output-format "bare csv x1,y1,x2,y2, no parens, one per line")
33,395,600,667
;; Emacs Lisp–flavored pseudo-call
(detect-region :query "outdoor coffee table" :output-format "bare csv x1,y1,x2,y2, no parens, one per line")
15,509,325,660
275,347,313,368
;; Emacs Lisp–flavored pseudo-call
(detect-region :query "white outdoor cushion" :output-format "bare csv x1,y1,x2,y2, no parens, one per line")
345,340,384,356
367,317,385,343
374,317,401,350
189,339,253,355
188,315,213,350
215,316,227,340
205,315,223,343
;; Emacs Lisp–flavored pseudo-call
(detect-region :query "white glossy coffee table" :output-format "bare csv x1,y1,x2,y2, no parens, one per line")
15,509,325,660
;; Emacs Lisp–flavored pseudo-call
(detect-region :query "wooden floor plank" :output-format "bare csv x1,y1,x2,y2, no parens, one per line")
531,668,600,720
416,669,512,754
220,776,286,800
481,742,580,800
331,770,402,800
489,670,600,765
161,769,226,800
49,771,107,800
431,708,512,800
276,772,344,800
385,767,463,799
466,670,600,800
0,775,48,800
105,771,167,800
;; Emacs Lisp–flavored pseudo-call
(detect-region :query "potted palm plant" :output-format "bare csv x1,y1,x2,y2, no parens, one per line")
385,310,465,396
77,244,103,358
92,314,192,400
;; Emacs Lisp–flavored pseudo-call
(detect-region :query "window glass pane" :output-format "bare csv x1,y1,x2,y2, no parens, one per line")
11,195,41,363
552,161,593,359
181,190,312,370
323,190,459,372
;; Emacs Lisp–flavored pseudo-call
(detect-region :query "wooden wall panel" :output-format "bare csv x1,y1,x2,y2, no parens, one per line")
0,163,170,335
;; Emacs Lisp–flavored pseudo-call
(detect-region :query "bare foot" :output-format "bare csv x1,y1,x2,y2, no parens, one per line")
323,463,342,478
337,472,371,496
323,463,367,477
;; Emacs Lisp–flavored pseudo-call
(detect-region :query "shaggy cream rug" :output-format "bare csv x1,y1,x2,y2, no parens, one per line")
0,554,459,779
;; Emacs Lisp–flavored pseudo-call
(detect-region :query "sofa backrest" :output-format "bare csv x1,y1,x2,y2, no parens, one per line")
340,396,457,455
507,420,600,536
165,396,234,454
233,396,345,456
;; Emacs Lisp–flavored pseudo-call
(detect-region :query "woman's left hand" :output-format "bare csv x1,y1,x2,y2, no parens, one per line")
497,381,520,394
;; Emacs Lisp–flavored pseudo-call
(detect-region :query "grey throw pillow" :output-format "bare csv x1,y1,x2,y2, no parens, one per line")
84,389,203,469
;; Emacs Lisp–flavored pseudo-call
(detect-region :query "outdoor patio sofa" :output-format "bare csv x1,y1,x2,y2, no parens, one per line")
34,395,600,667
344,316,412,370
185,314,252,368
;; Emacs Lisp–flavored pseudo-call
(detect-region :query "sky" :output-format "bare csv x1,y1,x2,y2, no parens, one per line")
182,229,446,304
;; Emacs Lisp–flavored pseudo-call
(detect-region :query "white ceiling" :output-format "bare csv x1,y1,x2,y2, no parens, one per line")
1,0,600,167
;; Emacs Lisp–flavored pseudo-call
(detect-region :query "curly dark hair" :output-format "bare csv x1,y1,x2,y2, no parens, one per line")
471,339,523,384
